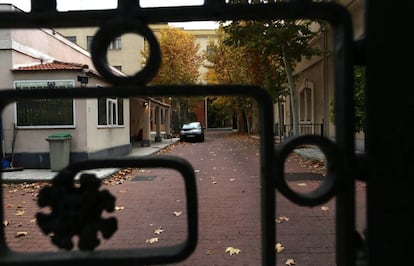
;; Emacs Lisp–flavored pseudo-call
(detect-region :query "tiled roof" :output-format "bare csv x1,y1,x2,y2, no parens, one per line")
13,61,85,71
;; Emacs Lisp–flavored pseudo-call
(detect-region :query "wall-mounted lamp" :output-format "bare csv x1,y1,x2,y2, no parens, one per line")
77,64,90,87
143,102,148,107
82,64,89,74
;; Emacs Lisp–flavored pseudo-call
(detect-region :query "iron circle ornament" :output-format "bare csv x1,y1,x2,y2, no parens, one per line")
91,17,161,85
274,135,339,206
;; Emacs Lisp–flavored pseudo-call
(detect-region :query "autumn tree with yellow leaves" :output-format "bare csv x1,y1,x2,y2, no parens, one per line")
145,27,202,85
143,27,203,128
204,29,271,133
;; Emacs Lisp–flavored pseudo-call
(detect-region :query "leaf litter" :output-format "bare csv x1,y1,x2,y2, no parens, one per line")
225,246,241,256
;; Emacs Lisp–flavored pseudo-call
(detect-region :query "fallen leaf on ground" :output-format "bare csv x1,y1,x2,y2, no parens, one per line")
225,247,241,256
229,178,236,182
205,250,215,255
275,243,285,253
297,183,307,187
275,216,290,223
321,206,329,211
3,220,10,227
173,211,182,217
285,258,296,265
145,237,159,244
115,206,125,211
154,227,164,235
15,231,28,238
16,210,25,216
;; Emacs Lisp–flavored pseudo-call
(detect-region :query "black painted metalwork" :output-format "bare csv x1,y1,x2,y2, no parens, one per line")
91,18,161,85
0,85,274,266
0,1,360,265
278,123,325,137
37,172,118,251
275,135,339,207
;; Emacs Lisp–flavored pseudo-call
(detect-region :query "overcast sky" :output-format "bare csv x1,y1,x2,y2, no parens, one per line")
0,0,218,29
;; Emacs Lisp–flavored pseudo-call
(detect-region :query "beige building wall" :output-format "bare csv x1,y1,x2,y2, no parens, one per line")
57,25,217,139
279,0,364,143
57,26,218,82
57,27,146,76
9,72,87,154
85,98,130,153
57,25,173,76
11,28,93,69
6,71,130,155
185,29,218,83
85,79,130,153
0,17,131,168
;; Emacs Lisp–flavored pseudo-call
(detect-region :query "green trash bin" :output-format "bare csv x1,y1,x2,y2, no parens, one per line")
46,133,71,171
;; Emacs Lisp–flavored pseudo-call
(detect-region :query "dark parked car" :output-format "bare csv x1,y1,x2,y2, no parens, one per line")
180,122,205,142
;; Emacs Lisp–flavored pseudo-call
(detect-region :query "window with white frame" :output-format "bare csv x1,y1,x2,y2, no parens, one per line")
89,36,121,51
65,36,77,44
98,96,124,126
87,36,93,50
108,37,122,50
14,80,75,127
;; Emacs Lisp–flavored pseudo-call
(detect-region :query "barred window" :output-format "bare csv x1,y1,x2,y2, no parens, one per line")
14,80,75,127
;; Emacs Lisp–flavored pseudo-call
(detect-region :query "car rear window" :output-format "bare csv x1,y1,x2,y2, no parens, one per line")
183,122,201,129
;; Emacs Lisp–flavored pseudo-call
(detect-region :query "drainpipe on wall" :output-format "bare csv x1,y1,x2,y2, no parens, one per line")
322,26,329,137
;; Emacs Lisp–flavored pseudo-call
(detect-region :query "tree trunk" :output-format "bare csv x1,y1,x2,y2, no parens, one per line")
251,103,260,134
277,98,284,141
237,109,246,132
244,109,250,133
282,46,299,136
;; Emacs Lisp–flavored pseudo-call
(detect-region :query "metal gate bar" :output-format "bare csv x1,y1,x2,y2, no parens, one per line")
0,1,355,265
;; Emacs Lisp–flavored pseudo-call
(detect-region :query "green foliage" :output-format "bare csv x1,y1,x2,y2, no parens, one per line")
223,20,320,62
206,0,322,134
221,19,320,101
330,66,366,133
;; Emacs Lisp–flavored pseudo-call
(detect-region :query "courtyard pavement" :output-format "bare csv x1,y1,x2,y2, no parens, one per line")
1,138,180,182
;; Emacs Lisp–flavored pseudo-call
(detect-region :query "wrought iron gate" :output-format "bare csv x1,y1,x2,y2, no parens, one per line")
0,0,410,265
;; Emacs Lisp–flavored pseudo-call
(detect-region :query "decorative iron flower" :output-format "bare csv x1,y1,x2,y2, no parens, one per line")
36,171,118,251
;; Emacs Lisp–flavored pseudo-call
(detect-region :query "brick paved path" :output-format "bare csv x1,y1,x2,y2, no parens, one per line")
2,131,366,265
